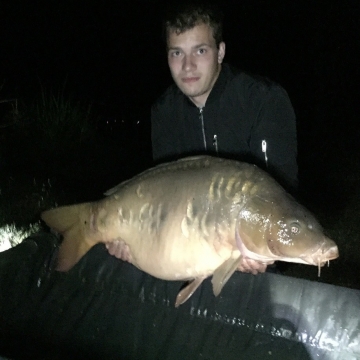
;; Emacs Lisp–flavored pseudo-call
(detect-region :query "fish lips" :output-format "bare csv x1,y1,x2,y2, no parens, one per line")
301,241,339,266
268,238,339,266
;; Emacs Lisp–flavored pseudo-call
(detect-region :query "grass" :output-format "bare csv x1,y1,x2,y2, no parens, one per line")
0,223,41,252
0,161,67,252
0,86,97,250
0,86,359,291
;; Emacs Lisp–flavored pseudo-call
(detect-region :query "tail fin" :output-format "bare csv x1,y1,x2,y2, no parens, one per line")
41,203,98,271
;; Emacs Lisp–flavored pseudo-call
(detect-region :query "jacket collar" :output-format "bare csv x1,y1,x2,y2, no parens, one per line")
206,63,230,105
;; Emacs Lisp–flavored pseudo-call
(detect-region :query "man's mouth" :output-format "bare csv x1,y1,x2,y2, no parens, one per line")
182,77,200,83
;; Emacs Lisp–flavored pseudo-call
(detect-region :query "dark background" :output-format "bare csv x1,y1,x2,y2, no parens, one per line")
1,0,359,210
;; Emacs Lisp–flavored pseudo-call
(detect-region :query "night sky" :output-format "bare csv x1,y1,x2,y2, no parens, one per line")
1,0,360,205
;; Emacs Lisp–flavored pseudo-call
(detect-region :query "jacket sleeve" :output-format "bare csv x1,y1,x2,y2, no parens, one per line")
151,101,172,163
250,85,298,193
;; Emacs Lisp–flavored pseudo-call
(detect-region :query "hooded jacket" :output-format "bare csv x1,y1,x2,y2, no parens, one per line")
151,63,298,192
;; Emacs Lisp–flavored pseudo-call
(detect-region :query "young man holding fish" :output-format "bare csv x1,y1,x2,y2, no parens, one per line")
37,4,338,306
151,2,298,193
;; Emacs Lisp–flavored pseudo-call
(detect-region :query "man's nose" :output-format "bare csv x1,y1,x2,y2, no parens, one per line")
182,54,196,71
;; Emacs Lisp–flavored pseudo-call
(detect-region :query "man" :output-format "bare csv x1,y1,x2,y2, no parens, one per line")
151,2,298,192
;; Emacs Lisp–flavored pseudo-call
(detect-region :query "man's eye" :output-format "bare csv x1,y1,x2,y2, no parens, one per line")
171,51,181,57
198,48,206,55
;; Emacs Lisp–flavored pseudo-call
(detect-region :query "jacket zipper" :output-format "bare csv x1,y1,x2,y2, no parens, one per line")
262,140,268,168
199,107,207,150
213,135,218,154
199,107,218,154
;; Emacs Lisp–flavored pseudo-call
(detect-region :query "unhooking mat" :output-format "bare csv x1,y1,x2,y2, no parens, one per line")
0,232,359,360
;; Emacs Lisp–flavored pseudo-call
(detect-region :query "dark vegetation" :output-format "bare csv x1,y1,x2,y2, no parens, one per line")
0,86,152,226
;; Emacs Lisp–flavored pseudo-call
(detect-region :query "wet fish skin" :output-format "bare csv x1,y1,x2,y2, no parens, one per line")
41,156,339,306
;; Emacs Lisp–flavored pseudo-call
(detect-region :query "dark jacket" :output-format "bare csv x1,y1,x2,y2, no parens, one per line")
151,63,298,192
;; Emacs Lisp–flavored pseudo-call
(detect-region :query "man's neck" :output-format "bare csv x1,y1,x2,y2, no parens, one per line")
187,64,222,108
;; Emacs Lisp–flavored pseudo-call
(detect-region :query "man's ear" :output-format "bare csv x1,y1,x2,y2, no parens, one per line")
218,42,226,64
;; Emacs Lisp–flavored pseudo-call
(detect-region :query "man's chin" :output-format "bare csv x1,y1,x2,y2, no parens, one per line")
179,87,203,98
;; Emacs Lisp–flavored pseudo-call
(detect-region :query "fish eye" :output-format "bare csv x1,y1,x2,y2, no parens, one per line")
290,223,300,235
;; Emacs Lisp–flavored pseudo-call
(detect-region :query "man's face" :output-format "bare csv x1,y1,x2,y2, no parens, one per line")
167,23,225,107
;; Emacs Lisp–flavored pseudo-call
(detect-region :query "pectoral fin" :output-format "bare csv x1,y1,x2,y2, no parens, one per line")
211,256,241,296
175,276,206,308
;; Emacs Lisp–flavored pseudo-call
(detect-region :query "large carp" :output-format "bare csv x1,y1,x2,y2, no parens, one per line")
41,156,339,307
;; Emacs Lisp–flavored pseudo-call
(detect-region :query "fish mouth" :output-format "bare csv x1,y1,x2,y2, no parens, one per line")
267,239,339,277
301,243,339,276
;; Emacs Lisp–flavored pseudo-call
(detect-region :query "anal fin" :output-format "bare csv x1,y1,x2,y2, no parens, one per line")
175,276,206,308
211,256,241,296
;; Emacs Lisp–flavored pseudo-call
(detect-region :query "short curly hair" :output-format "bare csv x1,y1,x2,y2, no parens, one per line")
163,2,224,48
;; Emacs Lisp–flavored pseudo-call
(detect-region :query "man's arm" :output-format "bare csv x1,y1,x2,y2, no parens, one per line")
250,85,298,192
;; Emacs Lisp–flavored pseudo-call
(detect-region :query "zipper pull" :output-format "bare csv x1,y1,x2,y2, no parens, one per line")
262,140,268,168
213,134,218,154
